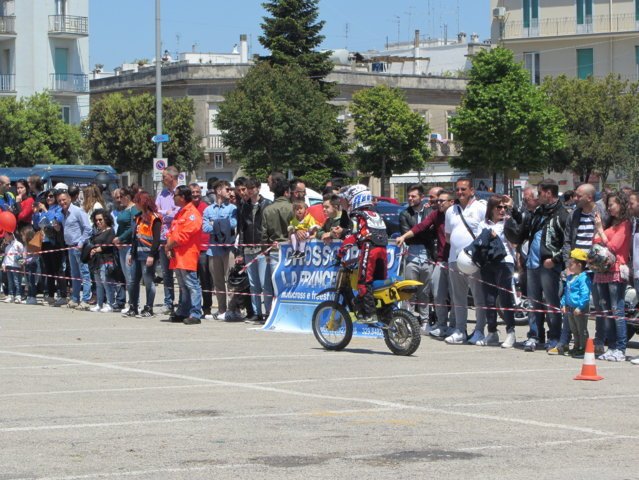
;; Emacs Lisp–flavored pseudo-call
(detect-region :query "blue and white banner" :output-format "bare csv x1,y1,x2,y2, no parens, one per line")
262,240,402,336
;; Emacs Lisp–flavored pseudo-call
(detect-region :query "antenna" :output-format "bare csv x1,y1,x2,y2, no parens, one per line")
394,15,400,45
345,22,349,50
456,0,460,34
405,6,415,37
175,33,181,59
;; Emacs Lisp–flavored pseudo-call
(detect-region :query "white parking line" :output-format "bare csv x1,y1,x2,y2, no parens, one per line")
0,349,622,438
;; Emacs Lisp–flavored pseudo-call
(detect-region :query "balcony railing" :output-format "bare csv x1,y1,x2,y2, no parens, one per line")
0,74,15,92
48,15,88,36
50,74,89,93
502,13,637,39
0,16,16,35
203,135,227,150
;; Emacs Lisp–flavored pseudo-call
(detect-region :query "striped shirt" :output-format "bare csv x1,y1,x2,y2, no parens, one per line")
574,212,595,250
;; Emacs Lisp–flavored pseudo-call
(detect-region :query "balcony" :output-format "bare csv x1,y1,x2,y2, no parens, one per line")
203,134,228,151
50,74,89,95
0,16,16,38
0,74,15,93
501,13,637,40
48,15,88,37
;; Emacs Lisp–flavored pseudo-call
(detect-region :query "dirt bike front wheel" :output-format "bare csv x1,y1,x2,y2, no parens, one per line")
383,309,421,356
312,301,353,351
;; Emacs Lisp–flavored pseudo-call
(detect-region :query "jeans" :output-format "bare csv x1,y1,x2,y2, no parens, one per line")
403,259,433,319
94,263,115,308
5,267,22,297
42,243,67,298
174,269,202,319
481,262,515,333
197,251,213,313
129,257,156,310
596,281,627,352
431,262,454,329
159,246,174,308
526,265,562,343
448,261,486,334
68,247,91,303
116,246,131,306
24,261,38,298
244,251,274,317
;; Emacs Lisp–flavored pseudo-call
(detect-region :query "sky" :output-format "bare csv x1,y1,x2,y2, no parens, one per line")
90,0,490,71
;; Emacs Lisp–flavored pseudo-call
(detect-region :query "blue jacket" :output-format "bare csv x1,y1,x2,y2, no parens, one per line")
560,271,591,310
0,191,16,212
202,201,237,256
33,204,64,244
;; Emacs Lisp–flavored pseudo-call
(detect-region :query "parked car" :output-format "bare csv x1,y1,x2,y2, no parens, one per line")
374,200,406,237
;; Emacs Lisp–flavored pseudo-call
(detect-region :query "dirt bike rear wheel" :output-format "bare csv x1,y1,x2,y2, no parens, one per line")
312,301,353,351
383,309,421,356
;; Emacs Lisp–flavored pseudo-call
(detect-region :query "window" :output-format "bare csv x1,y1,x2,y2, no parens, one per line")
214,153,224,169
524,52,541,85
577,0,593,33
60,106,70,124
577,48,594,79
207,104,220,136
636,46,639,79
446,111,456,141
523,0,539,36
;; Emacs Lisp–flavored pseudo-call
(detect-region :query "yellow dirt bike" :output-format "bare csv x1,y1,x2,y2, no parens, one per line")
311,253,423,356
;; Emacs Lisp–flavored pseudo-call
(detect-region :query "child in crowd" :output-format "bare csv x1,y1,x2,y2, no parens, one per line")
1,229,25,303
20,224,40,305
560,248,592,357
288,200,319,258
317,194,348,244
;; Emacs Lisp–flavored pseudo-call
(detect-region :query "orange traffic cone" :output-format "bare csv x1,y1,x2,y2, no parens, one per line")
574,338,604,381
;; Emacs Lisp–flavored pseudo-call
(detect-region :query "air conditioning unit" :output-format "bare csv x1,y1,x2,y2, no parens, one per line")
430,133,442,142
493,7,506,18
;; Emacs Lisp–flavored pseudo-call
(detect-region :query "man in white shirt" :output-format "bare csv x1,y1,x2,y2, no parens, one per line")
444,178,487,344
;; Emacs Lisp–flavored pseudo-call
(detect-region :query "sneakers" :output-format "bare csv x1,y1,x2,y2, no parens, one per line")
245,315,265,325
100,305,113,313
523,338,537,352
163,313,186,323
594,344,605,356
630,356,639,365
429,326,450,338
122,308,138,318
67,300,79,309
467,330,485,345
3,296,14,303
26,297,38,305
183,317,202,325
224,310,244,322
420,322,432,336
45,296,56,306
89,305,101,312
607,349,624,361
120,306,130,315
501,331,516,349
477,331,500,347
14,296,22,304
445,329,467,344
160,305,174,315
77,302,91,311
53,297,68,307
216,311,227,321
136,306,155,318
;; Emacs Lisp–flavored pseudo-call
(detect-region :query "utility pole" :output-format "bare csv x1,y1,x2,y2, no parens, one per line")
155,0,163,161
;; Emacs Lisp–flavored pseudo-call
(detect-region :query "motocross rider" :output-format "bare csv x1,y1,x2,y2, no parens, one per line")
337,185,388,323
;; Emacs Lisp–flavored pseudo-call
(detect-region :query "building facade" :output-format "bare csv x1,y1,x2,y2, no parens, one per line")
491,0,639,82
0,0,89,124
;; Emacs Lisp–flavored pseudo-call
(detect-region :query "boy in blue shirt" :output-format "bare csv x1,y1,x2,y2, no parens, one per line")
560,249,592,357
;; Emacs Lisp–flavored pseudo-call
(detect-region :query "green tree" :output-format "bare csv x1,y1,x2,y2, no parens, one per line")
350,85,431,196
543,74,639,185
450,47,565,192
0,93,83,167
259,0,334,95
216,63,347,180
85,93,202,180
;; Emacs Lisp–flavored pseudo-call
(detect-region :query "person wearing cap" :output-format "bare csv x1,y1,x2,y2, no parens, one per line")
560,249,592,357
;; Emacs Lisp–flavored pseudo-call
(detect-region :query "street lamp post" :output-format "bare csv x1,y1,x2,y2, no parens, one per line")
155,0,162,160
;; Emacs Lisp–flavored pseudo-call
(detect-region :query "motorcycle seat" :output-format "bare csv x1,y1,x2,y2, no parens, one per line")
371,276,402,291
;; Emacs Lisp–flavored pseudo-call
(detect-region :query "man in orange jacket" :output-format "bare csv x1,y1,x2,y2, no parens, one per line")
164,185,203,325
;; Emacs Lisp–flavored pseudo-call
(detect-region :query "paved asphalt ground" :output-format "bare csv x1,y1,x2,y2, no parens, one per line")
1,302,639,480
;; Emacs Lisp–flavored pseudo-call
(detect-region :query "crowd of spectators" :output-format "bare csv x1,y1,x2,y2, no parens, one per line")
2,169,639,364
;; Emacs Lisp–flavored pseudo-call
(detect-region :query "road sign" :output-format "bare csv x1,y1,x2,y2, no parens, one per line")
152,134,170,143
177,172,187,186
153,158,168,182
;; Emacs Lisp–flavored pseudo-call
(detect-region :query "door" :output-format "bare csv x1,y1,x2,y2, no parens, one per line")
54,48,68,89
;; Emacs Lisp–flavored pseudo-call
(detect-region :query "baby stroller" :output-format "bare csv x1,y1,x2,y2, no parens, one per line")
224,263,255,322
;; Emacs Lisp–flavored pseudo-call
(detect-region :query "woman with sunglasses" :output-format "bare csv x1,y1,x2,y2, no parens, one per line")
476,194,517,348
87,209,116,313
32,190,67,306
